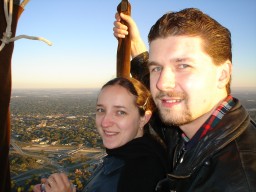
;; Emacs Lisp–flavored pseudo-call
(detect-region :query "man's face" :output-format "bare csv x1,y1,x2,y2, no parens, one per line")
148,36,224,128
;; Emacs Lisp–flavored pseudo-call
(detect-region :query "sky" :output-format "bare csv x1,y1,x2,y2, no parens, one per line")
11,0,256,89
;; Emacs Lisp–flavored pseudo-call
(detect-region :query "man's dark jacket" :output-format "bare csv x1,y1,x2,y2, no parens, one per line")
131,52,256,192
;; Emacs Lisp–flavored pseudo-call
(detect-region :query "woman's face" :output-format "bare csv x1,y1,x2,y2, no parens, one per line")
96,85,145,149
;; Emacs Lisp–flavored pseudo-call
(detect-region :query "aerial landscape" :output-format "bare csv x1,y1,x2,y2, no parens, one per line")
10,87,256,191
0,1,254,191
10,89,103,191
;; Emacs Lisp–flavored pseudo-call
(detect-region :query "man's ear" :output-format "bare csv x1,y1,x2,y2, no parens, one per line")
140,110,152,128
217,60,232,89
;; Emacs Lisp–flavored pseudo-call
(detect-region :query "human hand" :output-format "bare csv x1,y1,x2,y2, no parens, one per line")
33,173,75,192
113,12,147,58
33,177,47,192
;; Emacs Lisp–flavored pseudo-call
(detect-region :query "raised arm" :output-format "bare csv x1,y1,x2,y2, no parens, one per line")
113,13,149,87
113,12,147,58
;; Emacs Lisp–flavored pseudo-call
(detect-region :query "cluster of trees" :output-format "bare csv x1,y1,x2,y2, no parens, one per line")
10,153,42,176
10,89,102,147
12,115,101,147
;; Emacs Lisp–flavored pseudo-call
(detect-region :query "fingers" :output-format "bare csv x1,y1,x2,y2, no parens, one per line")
114,12,140,39
119,13,132,25
41,178,47,184
45,176,56,191
33,177,47,192
45,173,74,192
113,12,147,57
113,22,128,38
113,12,129,39
32,184,42,192
115,12,121,22
59,172,71,186
113,26,128,39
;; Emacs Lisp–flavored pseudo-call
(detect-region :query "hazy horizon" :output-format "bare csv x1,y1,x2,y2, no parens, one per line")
11,86,256,92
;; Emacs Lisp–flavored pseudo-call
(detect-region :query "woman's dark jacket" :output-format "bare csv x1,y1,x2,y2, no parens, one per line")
131,52,256,192
83,134,168,192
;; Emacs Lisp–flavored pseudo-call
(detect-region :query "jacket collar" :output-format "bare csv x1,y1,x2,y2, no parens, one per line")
169,98,250,177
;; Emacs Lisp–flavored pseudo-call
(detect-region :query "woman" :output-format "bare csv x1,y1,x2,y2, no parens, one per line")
84,77,168,192
34,77,168,192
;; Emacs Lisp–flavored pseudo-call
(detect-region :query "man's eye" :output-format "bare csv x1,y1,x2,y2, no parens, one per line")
150,66,162,72
178,64,190,69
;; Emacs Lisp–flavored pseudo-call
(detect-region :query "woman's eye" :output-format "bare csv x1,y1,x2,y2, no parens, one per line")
96,108,104,113
117,110,126,116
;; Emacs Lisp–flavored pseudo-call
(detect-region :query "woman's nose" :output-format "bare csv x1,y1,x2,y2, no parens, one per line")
101,113,114,127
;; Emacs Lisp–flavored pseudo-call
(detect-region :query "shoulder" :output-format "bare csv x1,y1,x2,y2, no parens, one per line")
235,119,256,151
131,51,149,65
85,156,124,192
130,51,150,88
209,130,256,190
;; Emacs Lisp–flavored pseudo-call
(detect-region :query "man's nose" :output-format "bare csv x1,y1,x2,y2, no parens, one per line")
156,68,176,91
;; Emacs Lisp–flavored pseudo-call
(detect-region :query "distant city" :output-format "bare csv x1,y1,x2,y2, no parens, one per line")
9,88,256,191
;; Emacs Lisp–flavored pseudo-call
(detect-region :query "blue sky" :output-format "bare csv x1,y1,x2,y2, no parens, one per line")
12,0,256,89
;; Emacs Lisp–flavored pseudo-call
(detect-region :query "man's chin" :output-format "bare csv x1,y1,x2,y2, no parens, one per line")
159,110,191,126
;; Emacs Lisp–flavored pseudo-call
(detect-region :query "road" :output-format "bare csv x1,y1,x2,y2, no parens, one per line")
10,139,104,185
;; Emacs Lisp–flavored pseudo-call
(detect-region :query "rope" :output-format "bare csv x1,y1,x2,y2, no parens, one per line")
19,0,30,9
0,0,52,52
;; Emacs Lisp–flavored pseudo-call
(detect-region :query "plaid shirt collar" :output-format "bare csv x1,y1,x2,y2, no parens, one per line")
182,95,236,150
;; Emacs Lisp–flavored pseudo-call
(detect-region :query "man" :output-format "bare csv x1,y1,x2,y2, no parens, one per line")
114,8,256,191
